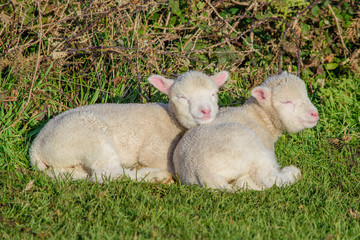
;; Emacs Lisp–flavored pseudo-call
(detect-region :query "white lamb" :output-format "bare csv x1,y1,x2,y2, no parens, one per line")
173,71,319,191
29,70,229,183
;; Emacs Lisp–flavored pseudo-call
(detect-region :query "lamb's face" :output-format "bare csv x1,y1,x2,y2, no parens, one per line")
148,70,228,129
272,79,319,133
170,76,220,129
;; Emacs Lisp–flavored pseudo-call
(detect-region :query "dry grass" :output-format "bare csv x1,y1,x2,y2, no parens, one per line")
1,0,357,86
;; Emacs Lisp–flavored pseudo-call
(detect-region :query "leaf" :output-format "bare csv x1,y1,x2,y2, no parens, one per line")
169,16,177,26
22,180,35,192
197,2,205,10
230,7,239,15
150,13,160,21
311,6,320,17
169,0,181,16
198,21,208,30
219,11,227,19
325,63,338,70
301,23,310,33
184,42,193,51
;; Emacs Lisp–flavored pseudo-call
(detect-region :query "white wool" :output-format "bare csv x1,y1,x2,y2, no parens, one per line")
173,71,319,191
29,70,229,183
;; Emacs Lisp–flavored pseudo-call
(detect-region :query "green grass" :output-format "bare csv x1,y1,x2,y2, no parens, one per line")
1,1,360,239
1,72,359,239
0,143,359,239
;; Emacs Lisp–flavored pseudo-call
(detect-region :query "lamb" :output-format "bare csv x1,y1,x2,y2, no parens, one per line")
173,71,319,191
29,70,229,183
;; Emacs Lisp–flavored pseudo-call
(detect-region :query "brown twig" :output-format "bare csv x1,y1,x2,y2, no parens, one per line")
230,0,250,6
328,4,349,55
249,1,257,49
204,0,239,34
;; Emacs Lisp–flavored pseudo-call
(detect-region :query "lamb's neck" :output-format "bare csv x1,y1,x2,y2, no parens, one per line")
166,103,187,132
244,99,284,143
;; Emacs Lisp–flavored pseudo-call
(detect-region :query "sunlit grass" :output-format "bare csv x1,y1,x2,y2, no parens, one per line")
1,0,359,239
1,68,359,239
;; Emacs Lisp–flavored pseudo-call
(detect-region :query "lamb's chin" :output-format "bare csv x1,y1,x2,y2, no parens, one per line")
195,117,214,125
299,118,318,129
304,121,318,129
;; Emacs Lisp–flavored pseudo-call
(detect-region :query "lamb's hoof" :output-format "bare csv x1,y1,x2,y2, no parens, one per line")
160,177,174,185
234,174,264,191
148,170,174,184
278,165,302,187
286,165,302,180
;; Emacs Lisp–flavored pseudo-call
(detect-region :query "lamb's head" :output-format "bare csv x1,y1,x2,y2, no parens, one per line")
251,71,319,133
148,70,229,129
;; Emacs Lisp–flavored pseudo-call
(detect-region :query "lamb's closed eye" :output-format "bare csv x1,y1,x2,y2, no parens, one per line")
176,95,189,102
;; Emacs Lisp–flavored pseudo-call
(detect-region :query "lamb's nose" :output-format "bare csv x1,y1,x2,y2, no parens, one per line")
311,112,319,119
201,109,211,115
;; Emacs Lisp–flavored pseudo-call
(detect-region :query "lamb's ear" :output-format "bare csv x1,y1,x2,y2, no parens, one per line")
148,75,175,95
251,86,272,105
210,71,229,87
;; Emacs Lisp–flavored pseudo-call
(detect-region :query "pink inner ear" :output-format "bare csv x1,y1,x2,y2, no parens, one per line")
211,71,229,87
252,87,269,102
148,75,174,95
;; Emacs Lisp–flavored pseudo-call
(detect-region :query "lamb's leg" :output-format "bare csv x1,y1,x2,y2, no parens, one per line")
90,161,128,183
84,138,173,184
88,142,173,183
195,170,234,192
86,138,131,183
45,165,90,180
252,151,302,188
132,167,174,184
275,165,302,187
233,174,264,191
93,167,173,184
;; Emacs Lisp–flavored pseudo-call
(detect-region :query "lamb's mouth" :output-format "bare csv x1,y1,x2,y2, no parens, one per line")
195,116,213,124
303,120,318,126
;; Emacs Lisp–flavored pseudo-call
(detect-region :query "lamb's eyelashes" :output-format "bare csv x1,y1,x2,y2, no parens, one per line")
176,91,216,105
177,95,189,102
